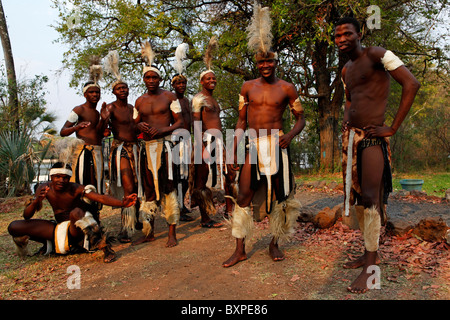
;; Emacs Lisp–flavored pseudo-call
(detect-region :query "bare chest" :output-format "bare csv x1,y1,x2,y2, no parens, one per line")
79,108,100,124
247,87,287,110
139,97,171,116
344,57,387,91
111,106,133,125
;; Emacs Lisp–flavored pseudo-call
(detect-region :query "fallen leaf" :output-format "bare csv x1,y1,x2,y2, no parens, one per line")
290,274,300,282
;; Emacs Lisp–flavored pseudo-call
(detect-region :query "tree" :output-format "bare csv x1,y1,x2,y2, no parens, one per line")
52,0,449,171
0,0,19,129
0,68,57,197
0,70,56,136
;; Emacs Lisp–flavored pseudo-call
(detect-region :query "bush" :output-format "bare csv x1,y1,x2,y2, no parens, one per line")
0,131,36,197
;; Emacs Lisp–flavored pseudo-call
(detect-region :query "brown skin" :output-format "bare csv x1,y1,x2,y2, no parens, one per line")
104,83,139,142
60,86,109,191
7,174,137,262
172,78,194,220
133,70,184,248
222,58,305,268
172,78,192,133
192,72,236,225
335,23,420,293
135,71,184,140
102,83,141,241
60,86,108,146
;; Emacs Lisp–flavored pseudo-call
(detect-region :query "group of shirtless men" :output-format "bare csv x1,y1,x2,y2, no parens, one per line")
7,16,420,294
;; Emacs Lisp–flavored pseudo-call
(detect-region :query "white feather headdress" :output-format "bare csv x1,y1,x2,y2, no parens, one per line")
141,40,162,77
174,43,189,75
53,137,85,174
104,50,126,89
89,55,103,84
83,55,103,93
246,1,277,61
172,43,189,84
200,36,218,81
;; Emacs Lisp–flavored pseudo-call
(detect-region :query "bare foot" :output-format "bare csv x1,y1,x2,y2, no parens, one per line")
117,231,131,243
166,225,178,248
222,238,247,268
103,246,116,263
222,251,247,268
132,234,155,246
269,239,285,261
166,236,178,247
347,251,378,294
344,251,381,269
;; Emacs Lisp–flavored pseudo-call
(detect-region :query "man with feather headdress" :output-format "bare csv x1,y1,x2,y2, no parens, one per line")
102,50,142,243
8,162,137,263
133,41,184,248
190,36,238,229
170,43,194,221
60,56,108,196
223,1,305,267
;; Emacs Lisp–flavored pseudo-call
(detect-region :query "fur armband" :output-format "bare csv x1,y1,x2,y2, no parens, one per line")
381,50,404,71
133,107,139,120
289,98,303,114
82,184,97,204
192,94,208,113
67,110,79,123
239,94,248,111
170,99,182,113
75,211,98,230
341,77,347,91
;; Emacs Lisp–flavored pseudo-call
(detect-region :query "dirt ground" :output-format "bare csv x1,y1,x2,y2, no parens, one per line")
0,186,448,305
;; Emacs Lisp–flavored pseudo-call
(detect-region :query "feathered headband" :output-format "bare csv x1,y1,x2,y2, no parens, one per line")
172,43,189,84
83,55,103,94
141,40,162,78
50,137,88,177
104,50,127,90
200,36,218,81
246,1,278,62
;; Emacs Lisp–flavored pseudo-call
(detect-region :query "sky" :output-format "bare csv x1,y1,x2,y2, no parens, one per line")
1,0,118,132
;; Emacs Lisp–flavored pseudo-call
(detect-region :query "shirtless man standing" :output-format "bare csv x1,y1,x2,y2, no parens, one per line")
7,162,137,263
133,45,184,247
171,74,193,221
103,81,142,242
222,3,304,268
222,50,305,268
60,81,108,195
335,17,420,293
191,70,237,228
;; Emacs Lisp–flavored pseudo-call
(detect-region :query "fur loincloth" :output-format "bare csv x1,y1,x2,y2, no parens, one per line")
71,142,105,194
139,137,176,201
202,132,228,190
54,212,96,255
172,135,191,206
109,139,141,199
342,127,392,224
247,130,294,215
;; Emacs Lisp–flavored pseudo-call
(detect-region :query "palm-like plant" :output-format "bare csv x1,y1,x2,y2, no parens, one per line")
0,130,39,197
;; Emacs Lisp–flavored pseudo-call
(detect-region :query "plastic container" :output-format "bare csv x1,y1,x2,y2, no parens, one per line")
399,179,424,191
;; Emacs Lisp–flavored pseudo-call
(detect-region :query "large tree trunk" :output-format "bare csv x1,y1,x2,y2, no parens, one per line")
0,0,19,129
313,40,334,172
312,40,346,172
